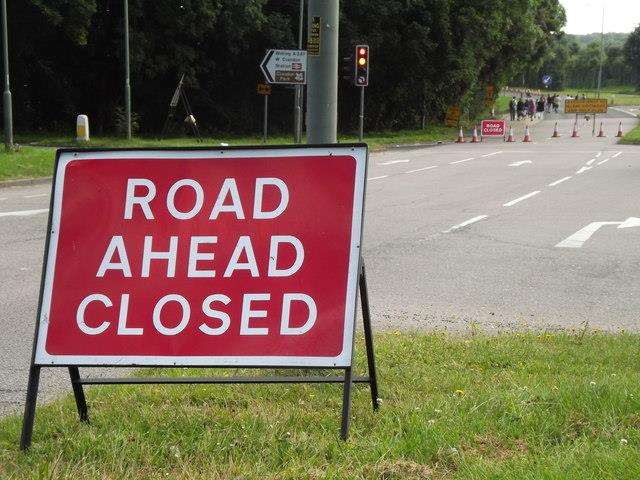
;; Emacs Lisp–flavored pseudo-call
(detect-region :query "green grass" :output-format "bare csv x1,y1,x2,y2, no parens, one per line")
1,332,639,479
620,124,640,145
562,87,640,106
0,127,457,181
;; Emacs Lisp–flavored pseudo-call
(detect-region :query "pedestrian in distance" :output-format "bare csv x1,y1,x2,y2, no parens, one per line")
509,96,517,122
517,97,525,120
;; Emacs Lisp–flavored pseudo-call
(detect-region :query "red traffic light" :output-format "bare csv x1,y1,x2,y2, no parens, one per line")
354,45,370,87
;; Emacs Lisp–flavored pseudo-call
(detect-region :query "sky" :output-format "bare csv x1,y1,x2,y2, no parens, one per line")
560,0,640,34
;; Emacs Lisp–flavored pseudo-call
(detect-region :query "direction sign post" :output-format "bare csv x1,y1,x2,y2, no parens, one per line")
260,49,307,86
20,145,379,449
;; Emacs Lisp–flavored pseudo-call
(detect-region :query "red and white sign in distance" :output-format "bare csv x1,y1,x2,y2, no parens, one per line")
34,147,367,367
481,119,506,137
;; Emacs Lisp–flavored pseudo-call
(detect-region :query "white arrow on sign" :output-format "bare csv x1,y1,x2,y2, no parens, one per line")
260,49,307,85
509,160,532,167
555,217,640,248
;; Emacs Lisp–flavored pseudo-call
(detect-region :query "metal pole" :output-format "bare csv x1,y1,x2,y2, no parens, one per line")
293,0,304,143
1,0,13,150
306,0,339,144
596,7,604,99
358,86,365,141
124,0,132,140
263,94,268,143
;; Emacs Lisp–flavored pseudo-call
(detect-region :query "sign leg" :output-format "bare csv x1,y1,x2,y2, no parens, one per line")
20,365,41,450
340,366,354,440
69,367,89,422
359,260,380,411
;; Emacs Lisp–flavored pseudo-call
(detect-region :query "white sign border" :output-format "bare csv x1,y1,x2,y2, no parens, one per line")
34,146,367,368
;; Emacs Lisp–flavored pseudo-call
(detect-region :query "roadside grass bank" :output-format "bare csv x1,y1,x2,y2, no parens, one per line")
620,124,640,145
1,332,639,479
0,127,456,181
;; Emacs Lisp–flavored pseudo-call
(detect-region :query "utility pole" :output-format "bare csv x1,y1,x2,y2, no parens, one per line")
1,0,13,150
306,0,339,144
596,7,605,99
293,0,304,143
124,0,132,140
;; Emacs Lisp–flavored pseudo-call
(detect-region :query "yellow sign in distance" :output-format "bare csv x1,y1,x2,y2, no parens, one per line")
565,98,608,114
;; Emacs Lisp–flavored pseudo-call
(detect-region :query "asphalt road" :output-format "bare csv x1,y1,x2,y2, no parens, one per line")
1,109,639,416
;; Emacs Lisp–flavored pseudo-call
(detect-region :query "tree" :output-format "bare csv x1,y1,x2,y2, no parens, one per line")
624,25,640,90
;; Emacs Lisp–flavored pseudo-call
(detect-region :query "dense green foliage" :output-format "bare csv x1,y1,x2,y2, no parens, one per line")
4,0,565,134
520,29,640,90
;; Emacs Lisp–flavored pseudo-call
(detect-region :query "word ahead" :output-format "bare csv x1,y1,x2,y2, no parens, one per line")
33,147,367,367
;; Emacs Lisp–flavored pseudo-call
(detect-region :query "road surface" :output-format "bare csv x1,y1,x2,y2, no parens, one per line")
1,109,638,416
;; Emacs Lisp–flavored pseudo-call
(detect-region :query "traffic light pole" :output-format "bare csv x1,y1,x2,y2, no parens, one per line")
359,86,365,141
306,0,339,144
1,0,13,151
293,0,304,143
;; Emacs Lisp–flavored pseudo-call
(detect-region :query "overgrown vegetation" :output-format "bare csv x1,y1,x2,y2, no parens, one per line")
620,124,640,145
5,1,565,135
1,332,639,479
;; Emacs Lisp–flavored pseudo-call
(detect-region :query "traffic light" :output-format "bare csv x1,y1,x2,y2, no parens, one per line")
355,45,369,87
341,53,354,83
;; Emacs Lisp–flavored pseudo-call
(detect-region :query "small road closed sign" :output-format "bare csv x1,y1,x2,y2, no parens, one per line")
481,119,506,137
21,145,379,449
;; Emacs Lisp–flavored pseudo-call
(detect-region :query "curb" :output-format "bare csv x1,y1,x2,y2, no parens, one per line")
0,176,52,189
375,141,448,152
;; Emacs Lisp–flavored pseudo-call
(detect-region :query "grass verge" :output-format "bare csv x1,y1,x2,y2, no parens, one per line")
1,332,639,479
0,127,456,181
620,124,640,145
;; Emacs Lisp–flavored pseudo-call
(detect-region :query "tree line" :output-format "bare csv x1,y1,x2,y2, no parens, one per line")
521,27,640,91
5,0,566,136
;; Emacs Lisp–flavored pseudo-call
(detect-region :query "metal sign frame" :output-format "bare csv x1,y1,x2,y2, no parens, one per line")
20,144,379,450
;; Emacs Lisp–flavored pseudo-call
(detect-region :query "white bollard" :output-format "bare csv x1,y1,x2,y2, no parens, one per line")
76,115,90,142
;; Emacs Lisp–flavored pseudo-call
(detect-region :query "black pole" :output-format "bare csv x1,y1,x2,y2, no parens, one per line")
340,366,354,440
359,260,380,411
69,367,89,422
20,365,41,450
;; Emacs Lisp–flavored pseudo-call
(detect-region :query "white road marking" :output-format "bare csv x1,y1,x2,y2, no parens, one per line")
548,176,572,187
619,217,640,229
0,197,7,201
405,166,438,174
503,191,540,207
509,160,532,167
576,166,592,174
23,193,48,199
481,151,503,157
556,222,620,248
449,157,475,165
380,160,410,166
586,158,597,166
443,215,488,233
612,152,622,158
595,152,602,158
597,158,609,166
0,208,49,218
368,175,389,181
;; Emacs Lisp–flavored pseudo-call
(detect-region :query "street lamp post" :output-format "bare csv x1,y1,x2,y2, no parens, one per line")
293,0,304,143
124,0,132,140
1,0,13,150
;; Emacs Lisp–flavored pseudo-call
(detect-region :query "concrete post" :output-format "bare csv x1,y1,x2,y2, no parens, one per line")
1,0,13,150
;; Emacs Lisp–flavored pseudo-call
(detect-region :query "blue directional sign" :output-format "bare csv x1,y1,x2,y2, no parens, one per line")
542,74,553,86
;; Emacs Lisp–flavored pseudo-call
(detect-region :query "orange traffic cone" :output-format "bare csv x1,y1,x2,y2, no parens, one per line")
597,122,606,138
505,126,515,142
522,125,532,142
471,126,480,143
456,127,465,143
551,122,560,138
616,122,624,138
571,121,580,138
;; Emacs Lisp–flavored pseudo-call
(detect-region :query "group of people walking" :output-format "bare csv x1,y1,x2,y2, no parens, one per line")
509,93,560,121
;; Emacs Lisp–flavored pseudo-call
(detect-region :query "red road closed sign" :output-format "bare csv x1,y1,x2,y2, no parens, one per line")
34,146,367,368
481,119,506,137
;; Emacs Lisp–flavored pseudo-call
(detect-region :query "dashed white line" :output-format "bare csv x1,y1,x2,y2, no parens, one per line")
368,175,389,181
509,160,532,167
405,166,438,174
612,152,622,158
481,151,503,157
503,191,540,207
443,215,488,233
548,176,572,187
586,158,597,166
0,208,49,218
23,193,48,199
380,160,410,166
595,152,602,158
576,166,592,174
449,157,475,165
597,158,609,166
